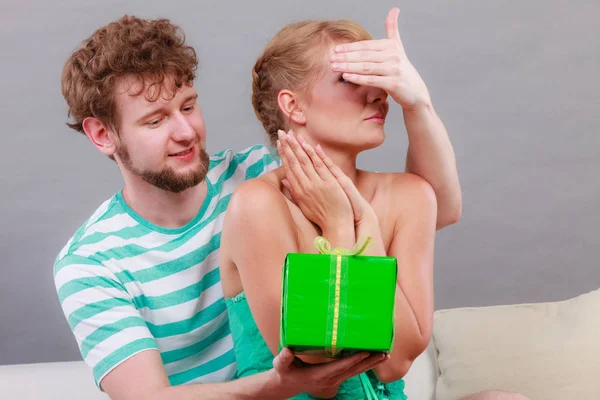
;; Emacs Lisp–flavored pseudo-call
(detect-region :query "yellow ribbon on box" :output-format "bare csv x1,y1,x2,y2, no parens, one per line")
313,236,371,356
314,235,391,399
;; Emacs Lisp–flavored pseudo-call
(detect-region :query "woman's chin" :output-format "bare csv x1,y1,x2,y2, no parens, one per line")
361,131,386,150
318,129,385,153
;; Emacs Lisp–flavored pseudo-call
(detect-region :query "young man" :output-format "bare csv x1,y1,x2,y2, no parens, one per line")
55,14,463,399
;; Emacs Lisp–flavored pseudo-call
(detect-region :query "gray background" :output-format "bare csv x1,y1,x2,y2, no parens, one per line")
0,0,598,365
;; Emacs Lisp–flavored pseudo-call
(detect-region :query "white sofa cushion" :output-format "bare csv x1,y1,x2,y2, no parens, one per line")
432,288,600,400
0,347,439,400
403,339,437,400
0,361,107,399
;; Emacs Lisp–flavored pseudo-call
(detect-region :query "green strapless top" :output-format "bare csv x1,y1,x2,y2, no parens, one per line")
225,292,407,399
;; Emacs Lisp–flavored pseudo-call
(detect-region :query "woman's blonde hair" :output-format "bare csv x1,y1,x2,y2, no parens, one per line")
251,20,372,146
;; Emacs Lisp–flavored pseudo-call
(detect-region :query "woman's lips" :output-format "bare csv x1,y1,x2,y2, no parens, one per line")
365,112,385,124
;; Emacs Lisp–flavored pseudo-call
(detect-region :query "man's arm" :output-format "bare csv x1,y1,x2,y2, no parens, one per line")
101,338,384,400
53,256,282,399
55,258,383,400
328,7,462,229
404,103,462,230
101,350,281,400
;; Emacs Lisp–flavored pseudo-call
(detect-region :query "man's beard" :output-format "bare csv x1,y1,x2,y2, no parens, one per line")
117,145,210,193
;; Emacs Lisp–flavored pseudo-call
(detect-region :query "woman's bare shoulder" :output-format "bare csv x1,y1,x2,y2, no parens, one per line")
227,176,288,219
362,170,436,207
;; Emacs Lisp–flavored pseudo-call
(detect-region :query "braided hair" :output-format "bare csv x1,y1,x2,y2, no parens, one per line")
251,20,372,147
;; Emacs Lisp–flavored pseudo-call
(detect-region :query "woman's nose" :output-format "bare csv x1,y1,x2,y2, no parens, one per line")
366,86,388,104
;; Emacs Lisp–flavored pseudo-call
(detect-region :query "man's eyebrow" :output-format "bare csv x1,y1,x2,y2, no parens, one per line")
136,106,166,124
184,93,199,103
135,93,199,124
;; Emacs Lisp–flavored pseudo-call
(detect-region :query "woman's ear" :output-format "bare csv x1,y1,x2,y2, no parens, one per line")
277,89,306,125
82,117,118,157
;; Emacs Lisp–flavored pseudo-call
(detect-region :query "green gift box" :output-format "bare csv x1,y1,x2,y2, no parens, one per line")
279,239,397,357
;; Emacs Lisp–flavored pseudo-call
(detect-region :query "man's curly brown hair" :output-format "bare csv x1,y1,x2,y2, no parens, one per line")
61,15,198,135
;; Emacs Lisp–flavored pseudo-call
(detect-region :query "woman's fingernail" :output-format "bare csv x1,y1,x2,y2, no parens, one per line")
276,140,281,148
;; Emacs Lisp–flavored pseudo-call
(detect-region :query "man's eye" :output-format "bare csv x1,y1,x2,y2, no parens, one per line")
148,118,163,127
338,76,352,85
183,105,195,112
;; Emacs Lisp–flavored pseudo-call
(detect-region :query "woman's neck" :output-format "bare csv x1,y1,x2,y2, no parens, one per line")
320,146,359,184
294,132,360,184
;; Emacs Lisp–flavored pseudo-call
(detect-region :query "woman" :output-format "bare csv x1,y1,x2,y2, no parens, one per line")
220,8,532,399
220,11,437,399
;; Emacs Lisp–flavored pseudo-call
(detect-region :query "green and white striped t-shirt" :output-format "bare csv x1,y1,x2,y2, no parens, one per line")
54,144,279,388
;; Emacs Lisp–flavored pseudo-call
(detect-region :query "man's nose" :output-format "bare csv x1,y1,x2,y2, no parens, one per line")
171,113,196,142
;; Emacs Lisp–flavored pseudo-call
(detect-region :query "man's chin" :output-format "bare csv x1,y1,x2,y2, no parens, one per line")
142,167,207,193
119,148,211,193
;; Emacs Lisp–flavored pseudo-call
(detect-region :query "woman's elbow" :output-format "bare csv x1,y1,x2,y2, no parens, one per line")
374,358,412,383
375,336,430,383
437,196,462,230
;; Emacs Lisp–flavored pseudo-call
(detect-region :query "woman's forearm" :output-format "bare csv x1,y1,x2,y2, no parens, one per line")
321,219,356,249
403,102,462,229
355,213,430,383
354,211,387,257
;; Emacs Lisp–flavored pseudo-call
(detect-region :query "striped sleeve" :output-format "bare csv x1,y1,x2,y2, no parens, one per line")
54,254,158,388
236,144,280,180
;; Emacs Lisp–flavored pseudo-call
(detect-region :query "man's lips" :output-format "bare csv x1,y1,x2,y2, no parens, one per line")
169,147,194,157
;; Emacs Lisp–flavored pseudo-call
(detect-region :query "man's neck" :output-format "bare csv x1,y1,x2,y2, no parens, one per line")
121,178,209,229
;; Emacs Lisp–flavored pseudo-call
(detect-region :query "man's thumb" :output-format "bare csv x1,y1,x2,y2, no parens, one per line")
273,348,294,371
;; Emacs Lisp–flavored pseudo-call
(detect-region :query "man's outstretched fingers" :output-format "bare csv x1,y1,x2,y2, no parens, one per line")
313,351,370,379
333,353,387,383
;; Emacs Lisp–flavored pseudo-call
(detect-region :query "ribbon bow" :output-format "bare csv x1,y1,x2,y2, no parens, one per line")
314,236,372,257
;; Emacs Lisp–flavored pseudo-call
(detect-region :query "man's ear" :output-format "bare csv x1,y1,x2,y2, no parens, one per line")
82,117,118,157
277,90,306,125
